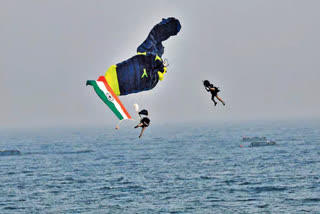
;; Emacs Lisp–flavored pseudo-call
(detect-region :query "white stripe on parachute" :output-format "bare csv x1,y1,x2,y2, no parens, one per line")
96,81,130,120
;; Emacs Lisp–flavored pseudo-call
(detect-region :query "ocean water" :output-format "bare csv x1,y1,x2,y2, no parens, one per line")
0,120,319,214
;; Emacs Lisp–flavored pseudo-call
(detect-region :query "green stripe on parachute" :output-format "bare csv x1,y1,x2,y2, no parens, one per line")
86,80,124,120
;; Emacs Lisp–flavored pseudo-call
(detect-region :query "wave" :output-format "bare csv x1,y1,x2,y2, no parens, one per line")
302,198,320,202
23,150,94,156
251,186,287,193
54,150,94,155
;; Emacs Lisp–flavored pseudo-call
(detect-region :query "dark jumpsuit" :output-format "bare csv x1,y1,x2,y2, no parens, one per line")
140,117,150,128
207,84,220,101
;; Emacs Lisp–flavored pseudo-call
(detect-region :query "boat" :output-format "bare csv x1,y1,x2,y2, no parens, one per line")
249,141,276,147
0,150,21,156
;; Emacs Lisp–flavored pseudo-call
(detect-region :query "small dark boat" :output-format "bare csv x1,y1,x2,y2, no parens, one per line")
0,150,21,156
249,141,276,147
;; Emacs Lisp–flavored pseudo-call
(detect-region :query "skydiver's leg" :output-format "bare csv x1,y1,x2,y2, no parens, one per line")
211,94,217,106
216,95,225,105
134,123,143,128
139,127,146,138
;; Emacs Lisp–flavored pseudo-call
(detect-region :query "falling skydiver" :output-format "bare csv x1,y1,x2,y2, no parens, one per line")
203,80,226,106
134,109,150,138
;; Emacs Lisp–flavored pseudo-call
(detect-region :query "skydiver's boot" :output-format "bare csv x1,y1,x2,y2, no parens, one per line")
212,97,217,106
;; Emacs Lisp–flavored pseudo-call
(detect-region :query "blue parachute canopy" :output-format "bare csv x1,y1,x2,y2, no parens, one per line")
137,17,181,57
103,17,181,96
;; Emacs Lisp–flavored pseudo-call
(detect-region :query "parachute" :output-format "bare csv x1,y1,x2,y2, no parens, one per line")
87,17,181,127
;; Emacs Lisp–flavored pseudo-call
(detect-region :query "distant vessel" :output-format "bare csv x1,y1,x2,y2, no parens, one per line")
242,136,267,141
0,150,21,156
249,141,276,147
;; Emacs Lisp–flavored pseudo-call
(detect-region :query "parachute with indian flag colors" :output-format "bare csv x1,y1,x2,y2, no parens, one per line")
86,17,181,128
86,76,132,128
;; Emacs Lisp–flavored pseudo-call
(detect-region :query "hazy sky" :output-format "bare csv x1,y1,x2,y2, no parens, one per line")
1,0,319,128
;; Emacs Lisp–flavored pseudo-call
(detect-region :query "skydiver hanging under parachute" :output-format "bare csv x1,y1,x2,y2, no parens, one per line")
203,80,226,106
86,17,181,130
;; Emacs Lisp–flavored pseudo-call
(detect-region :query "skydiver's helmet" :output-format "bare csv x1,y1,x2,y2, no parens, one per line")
203,80,211,88
138,109,149,117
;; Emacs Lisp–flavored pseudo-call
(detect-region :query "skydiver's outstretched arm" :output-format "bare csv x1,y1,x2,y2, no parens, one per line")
139,127,147,138
216,95,225,106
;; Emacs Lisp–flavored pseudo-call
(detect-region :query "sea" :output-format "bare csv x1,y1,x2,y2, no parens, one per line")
0,120,319,214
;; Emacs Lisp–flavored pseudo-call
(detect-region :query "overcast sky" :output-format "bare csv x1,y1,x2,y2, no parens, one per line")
1,0,319,128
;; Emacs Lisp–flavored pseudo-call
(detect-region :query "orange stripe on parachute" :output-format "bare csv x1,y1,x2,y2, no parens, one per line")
97,76,132,119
